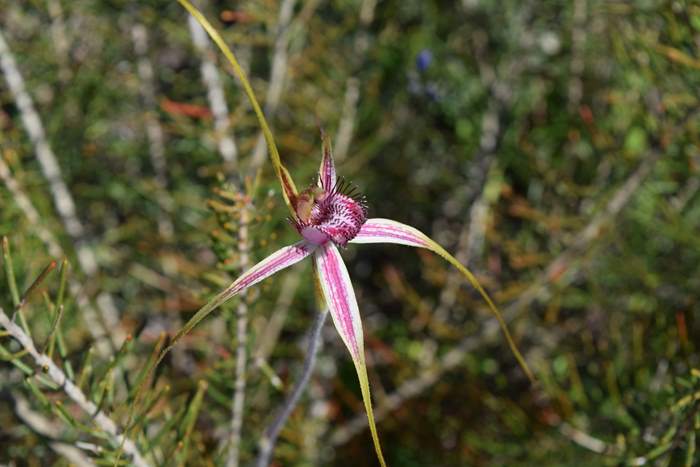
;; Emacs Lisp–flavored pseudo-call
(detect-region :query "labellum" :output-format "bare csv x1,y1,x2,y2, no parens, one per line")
292,179,367,247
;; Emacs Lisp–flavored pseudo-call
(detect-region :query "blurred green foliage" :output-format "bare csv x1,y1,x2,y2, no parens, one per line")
1,0,699,466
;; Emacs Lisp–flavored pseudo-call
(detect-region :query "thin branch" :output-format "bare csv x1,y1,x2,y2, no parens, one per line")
1,28,85,265
0,157,114,358
226,205,251,467
12,393,96,467
188,12,239,165
559,422,616,455
0,158,63,264
131,20,199,379
333,0,377,163
46,0,71,82
0,28,124,348
249,0,297,172
429,21,520,262
256,308,328,467
0,307,149,467
131,23,175,240
333,78,360,163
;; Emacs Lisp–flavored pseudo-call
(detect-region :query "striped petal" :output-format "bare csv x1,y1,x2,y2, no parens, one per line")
314,244,387,467
314,244,363,360
169,241,314,350
317,130,337,191
351,218,535,384
350,217,430,248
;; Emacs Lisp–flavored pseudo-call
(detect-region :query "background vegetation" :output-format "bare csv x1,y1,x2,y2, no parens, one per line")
1,0,699,465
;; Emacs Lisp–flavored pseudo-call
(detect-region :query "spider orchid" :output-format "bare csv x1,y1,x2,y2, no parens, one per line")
170,133,534,466
169,3,535,465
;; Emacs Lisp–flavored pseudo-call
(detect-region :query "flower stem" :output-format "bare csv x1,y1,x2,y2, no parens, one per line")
256,308,328,467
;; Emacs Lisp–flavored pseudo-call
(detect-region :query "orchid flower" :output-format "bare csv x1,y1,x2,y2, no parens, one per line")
166,3,535,465
169,134,534,466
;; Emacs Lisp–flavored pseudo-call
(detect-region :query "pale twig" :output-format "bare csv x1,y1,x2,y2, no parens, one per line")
12,393,96,467
333,78,360,163
330,144,665,445
46,0,71,82
433,193,492,324
1,28,86,265
0,308,149,467
559,422,615,455
0,156,114,357
188,13,239,165
131,23,175,240
330,330,477,446
249,0,297,172
131,22,198,380
256,309,328,467
0,28,124,347
333,0,377,163
0,158,63,264
226,205,251,467
261,0,297,117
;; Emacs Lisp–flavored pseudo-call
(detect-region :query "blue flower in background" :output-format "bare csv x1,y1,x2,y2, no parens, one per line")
416,49,433,73
409,49,440,102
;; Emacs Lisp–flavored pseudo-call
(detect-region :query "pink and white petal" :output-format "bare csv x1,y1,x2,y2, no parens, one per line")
225,241,314,298
349,218,431,248
170,241,314,349
314,244,387,467
314,243,364,361
317,130,337,191
350,217,536,385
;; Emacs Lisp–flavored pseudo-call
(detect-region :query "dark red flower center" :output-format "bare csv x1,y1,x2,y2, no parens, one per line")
292,181,367,246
